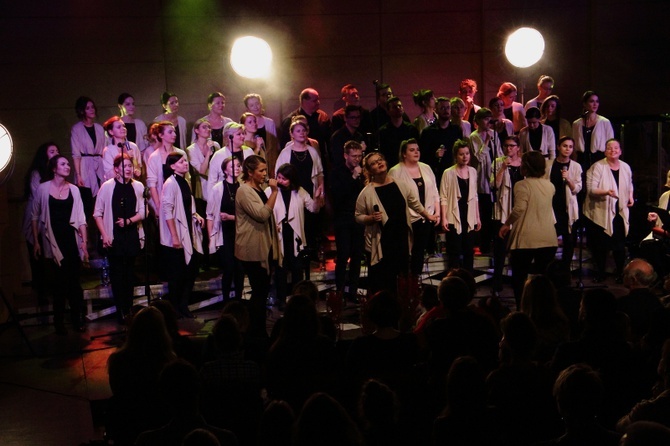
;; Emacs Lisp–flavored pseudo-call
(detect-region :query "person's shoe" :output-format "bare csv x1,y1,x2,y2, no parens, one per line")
54,324,68,336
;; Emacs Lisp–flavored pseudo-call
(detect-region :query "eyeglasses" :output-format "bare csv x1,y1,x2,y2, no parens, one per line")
503,144,518,148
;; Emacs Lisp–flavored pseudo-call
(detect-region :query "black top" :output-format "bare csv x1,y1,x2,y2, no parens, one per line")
457,177,469,231
173,126,181,149
529,126,543,152
84,125,97,147
125,122,137,146
550,161,570,227
508,165,523,204
375,182,409,269
210,127,224,147
49,191,79,260
413,176,426,206
219,180,239,235
545,118,560,146
330,164,365,223
290,150,314,197
174,174,193,242
111,180,140,256
378,121,420,167
419,122,463,179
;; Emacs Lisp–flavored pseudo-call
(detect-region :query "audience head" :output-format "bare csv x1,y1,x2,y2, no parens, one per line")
621,421,670,446
366,290,400,330
182,429,221,446
221,300,250,334
212,314,243,355
257,400,294,446
553,363,604,425
444,356,487,414
446,267,477,298
159,359,200,414
294,392,363,446
149,298,180,338
120,306,174,358
623,258,657,289
521,274,563,321
357,379,399,428
75,96,96,120
292,280,319,303
279,294,319,340
438,276,472,312
520,151,546,178
579,288,618,333
420,285,439,311
499,312,537,361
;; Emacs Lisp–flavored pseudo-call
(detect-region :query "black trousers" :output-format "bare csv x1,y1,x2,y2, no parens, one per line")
108,253,137,318
240,259,271,337
334,220,365,296
46,255,83,327
218,230,244,300
445,224,475,273
510,247,557,309
162,245,200,314
411,219,432,275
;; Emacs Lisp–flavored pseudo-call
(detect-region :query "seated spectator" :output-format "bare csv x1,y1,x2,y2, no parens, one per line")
106,306,176,445
293,392,364,446
536,363,621,446
135,359,238,446
266,295,338,411
545,260,582,340
257,400,295,446
486,312,560,445
357,379,402,446
520,275,570,362
182,429,221,446
617,339,670,431
150,299,200,367
618,258,662,341
620,421,670,446
432,356,499,446
198,315,262,445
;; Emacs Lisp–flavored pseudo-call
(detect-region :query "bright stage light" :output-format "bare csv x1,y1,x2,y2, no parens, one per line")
230,36,273,79
505,27,545,68
0,124,13,174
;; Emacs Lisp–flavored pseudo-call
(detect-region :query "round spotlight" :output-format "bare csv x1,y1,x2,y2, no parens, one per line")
230,36,273,79
505,27,545,68
0,124,13,173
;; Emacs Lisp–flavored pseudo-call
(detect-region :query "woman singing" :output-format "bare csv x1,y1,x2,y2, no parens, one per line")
235,155,280,337
583,138,633,282
491,136,524,294
207,157,244,301
102,116,142,181
240,112,267,158
572,90,614,173
160,152,204,318
271,163,322,307
440,140,480,272
94,154,146,323
355,153,438,295
388,138,440,275
117,93,148,153
154,92,187,149
499,151,557,307
32,155,88,334
545,136,582,264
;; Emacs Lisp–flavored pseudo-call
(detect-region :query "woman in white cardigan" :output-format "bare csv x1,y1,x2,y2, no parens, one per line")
94,154,145,323
544,136,582,264
32,155,88,334
71,96,105,211
389,138,440,275
519,107,556,160
356,152,438,295
102,116,142,181
572,90,614,172
117,93,148,153
269,163,322,306
583,138,633,282
441,140,480,272
245,93,279,173
160,152,204,318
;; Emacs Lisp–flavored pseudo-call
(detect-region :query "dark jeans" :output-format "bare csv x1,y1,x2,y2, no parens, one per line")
275,249,304,304
27,241,47,302
445,224,475,272
108,254,137,318
240,259,271,337
411,219,432,275
218,230,244,300
162,245,200,314
334,220,364,296
510,246,558,309
46,255,83,327
478,193,493,253
492,220,508,291
586,216,626,278
555,221,575,265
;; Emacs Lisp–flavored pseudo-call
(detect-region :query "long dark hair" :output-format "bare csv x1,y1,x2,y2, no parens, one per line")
23,142,59,199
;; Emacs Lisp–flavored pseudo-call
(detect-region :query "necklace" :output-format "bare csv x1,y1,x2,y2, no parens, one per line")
53,181,68,198
292,150,308,162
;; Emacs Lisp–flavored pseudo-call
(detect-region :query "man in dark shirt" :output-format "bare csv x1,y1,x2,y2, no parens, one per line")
280,88,331,162
330,105,366,169
378,96,419,166
331,84,372,136
370,83,410,148
617,258,662,340
419,96,463,184
329,141,365,301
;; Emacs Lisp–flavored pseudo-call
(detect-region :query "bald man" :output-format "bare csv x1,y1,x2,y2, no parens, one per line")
617,258,662,340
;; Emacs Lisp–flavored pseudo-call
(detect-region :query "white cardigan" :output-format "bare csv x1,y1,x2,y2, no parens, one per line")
93,178,146,248
355,179,425,266
519,124,556,159
572,115,614,154
583,159,634,236
491,157,516,223
266,186,319,257
71,121,105,196
543,159,583,231
186,141,221,202
160,175,203,264
388,162,439,223
440,165,479,235
275,146,324,195
154,114,188,150
32,183,87,265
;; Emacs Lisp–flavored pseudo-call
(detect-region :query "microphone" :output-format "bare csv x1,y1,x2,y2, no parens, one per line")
373,204,382,228
118,142,124,149
562,166,568,184
581,110,590,119
437,144,445,162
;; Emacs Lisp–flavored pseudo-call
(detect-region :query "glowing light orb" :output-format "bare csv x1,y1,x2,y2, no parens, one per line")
505,27,545,68
230,36,273,79
0,124,13,173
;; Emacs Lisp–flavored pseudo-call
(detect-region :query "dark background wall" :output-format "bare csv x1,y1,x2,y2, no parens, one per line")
0,0,668,294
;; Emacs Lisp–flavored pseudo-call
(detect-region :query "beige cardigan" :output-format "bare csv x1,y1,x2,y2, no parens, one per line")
583,159,633,236
504,177,557,250
440,165,479,235
234,183,281,274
